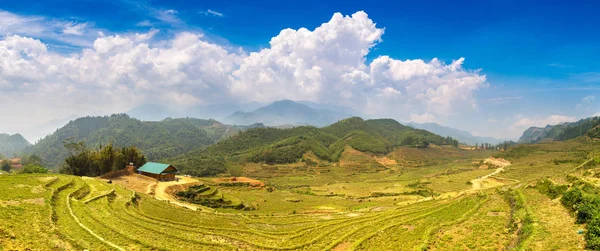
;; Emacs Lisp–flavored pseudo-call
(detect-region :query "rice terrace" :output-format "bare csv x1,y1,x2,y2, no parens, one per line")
2,0,600,250
3,131,600,250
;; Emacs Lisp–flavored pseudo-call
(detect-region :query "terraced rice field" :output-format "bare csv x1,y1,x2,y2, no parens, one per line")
0,172,583,250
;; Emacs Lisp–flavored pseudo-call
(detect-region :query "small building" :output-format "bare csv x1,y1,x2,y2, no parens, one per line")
137,162,178,181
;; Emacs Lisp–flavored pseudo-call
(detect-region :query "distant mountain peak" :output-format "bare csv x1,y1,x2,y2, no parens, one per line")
223,100,353,127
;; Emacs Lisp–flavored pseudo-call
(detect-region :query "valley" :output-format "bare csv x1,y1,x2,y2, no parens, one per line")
2,136,599,250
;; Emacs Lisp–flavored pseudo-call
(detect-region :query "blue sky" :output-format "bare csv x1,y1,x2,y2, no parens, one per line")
1,0,599,141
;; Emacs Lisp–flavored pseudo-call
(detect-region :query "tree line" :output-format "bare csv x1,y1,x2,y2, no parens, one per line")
59,140,147,177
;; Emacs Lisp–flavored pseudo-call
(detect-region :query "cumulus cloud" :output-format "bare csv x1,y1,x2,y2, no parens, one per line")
0,11,488,140
511,115,576,130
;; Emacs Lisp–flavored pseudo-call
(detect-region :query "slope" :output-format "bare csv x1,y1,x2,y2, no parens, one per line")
169,117,458,175
27,114,217,167
518,116,600,143
0,133,31,157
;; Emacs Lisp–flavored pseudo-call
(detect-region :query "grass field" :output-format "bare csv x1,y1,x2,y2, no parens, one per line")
0,143,593,250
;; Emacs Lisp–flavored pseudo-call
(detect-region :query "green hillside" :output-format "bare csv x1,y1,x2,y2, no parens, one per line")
27,114,231,168
518,116,600,143
0,133,31,157
169,117,459,176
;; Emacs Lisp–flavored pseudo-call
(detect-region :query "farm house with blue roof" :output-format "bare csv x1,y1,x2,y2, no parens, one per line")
137,162,179,181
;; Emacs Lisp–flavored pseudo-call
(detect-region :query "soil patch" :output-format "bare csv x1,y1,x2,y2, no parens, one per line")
332,242,350,251
487,211,506,216
213,177,265,188
0,198,45,207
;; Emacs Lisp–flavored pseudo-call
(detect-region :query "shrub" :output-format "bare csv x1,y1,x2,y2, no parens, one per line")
22,164,49,174
535,179,567,199
576,203,599,224
561,188,584,210
586,217,600,250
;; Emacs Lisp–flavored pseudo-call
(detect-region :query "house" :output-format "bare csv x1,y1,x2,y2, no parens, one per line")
137,162,179,181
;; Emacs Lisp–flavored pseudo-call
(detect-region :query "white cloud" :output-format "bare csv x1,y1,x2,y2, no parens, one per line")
511,115,576,130
576,95,595,108
410,113,436,123
488,96,522,103
201,9,224,17
0,11,488,140
63,22,87,35
136,20,152,27
0,10,98,47
155,9,182,25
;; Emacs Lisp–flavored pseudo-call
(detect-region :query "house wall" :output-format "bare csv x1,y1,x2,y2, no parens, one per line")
140,171,176,181
140,172,159,179
161,173,176,181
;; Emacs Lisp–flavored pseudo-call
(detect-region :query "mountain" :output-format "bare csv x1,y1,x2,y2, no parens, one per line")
26,114,260,168
518,116,600,143
407,122,505,145
0,133,31,157
296,101,358,115
223,100,352,127
169,117,459,176
126,102,265,121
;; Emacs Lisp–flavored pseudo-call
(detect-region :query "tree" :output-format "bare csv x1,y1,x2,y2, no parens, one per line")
475,143,478,150
60,143,146,177
1,160,10,173
29,155,42,166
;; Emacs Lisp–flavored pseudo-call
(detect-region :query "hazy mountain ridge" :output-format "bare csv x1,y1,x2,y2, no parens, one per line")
518,116,600,143
223,100,353,127
407,122,505,145
126,102,266,121
0,133,31,157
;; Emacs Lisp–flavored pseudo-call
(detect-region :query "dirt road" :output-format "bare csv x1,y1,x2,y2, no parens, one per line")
471,158,511,190
153,176,209,211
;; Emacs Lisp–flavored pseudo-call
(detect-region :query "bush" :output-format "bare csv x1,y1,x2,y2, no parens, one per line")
576,203,599,224
535,179,568,199
586,217,600,250
22,164,49,174
561,188,584,210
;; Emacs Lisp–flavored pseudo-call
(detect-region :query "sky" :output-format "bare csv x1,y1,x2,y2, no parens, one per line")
1,0,599,142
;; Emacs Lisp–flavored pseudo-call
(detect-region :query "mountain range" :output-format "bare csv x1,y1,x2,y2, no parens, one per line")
407,122,506,145
25,114,262,167
518,116,600,143
222,99,352,127
169,117,460,176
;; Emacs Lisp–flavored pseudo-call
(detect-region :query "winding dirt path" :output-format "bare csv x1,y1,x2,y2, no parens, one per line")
153,176,207,211
471,158,511,190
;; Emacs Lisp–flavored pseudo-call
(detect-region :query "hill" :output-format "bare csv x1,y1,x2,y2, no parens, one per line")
518,116,600,143
169,117,459,176
26,114,259,168
0,133,31,157
222,100,352,127
407,122,505,145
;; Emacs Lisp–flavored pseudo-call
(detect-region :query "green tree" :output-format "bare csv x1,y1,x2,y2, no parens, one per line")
29,154,42,165
1,160,10,173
